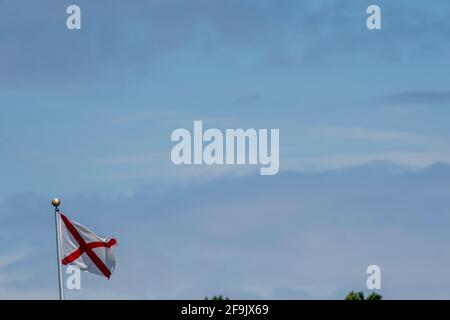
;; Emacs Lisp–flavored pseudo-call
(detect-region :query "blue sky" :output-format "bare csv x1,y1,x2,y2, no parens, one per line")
1,0,450,299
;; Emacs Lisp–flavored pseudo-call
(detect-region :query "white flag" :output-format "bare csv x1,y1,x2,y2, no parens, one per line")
59,213,117,279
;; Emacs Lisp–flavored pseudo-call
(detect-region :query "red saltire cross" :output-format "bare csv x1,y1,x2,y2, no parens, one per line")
60,213,117,279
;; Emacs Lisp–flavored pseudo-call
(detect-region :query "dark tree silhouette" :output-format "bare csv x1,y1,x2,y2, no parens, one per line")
205,295,229,300
345,291,382,300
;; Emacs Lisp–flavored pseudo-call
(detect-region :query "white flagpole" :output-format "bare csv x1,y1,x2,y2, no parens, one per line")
52,198,65,300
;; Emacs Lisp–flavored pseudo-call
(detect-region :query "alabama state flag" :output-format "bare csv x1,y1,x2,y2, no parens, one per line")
59,213,117,279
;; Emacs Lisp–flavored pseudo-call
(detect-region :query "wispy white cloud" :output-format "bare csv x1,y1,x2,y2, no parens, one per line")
310,126,444,146
98,156,256,182
96,152,167,165
0,289,56,300
0,249,32,269
0,249,33,289
377,90,450,106
0,271,29,285
287,151,450,171
297,126,450,170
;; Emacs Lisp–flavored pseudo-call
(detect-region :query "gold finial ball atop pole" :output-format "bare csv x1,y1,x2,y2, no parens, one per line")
52,198,61,208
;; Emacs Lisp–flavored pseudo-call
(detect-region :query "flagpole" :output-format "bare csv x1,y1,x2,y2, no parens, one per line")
52,198,65,300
